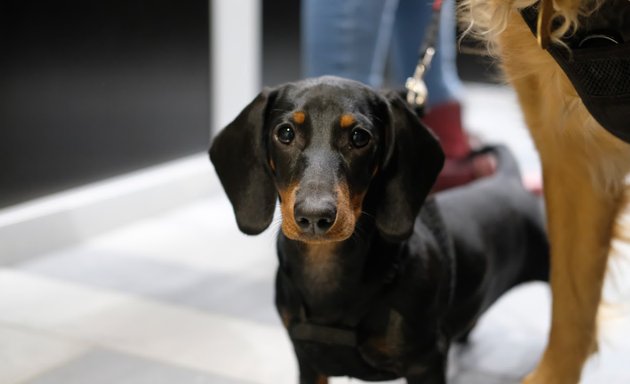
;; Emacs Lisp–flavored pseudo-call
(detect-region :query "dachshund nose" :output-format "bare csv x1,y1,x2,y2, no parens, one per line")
294,199,337,235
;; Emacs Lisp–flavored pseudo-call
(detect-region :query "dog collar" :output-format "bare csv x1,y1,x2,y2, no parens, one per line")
520,2,630,144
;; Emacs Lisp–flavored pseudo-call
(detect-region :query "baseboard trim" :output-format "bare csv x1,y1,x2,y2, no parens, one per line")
0,153,218,264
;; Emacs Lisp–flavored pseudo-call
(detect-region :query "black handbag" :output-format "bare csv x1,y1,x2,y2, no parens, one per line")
521,1,630,144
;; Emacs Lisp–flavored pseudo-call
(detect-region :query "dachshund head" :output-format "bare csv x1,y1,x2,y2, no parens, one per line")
210,76,443,242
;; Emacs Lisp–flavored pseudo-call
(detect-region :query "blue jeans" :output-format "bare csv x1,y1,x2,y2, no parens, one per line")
301,0,462,107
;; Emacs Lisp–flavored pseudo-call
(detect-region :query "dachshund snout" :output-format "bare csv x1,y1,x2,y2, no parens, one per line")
294,198,337,235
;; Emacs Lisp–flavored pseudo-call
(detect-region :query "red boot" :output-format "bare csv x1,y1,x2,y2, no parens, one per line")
422,101,496,192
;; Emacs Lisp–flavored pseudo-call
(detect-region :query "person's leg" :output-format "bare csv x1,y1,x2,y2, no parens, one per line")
302,0,399,88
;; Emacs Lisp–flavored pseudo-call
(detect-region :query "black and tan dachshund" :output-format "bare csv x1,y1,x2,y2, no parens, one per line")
210,76,549,384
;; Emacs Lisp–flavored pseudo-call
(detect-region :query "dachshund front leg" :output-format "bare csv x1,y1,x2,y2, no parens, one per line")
404,345,448,384
296,354,328,384
405,360,446,384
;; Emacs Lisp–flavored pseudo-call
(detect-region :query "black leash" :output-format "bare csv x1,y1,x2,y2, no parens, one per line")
406,0,444,110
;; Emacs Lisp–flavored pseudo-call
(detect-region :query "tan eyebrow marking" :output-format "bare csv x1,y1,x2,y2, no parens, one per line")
292,111,306,124
340,114,355,128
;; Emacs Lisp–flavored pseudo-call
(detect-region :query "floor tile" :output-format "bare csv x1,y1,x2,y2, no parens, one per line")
26,349,255,384
0,269,296,384
0,326,87,384
43,195,279,277
20,248,279,325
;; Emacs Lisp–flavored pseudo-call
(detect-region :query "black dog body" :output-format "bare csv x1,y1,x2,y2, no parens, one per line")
275,154,548,383
210,77,548,383
275,207,449,381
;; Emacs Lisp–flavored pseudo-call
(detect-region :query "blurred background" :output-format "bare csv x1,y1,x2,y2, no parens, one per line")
0,0,499,210
0,1,628,384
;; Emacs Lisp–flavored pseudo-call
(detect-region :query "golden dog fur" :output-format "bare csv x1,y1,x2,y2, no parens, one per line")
460,1,630,383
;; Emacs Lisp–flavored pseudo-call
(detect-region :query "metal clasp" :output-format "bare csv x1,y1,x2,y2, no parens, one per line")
405,47,435,108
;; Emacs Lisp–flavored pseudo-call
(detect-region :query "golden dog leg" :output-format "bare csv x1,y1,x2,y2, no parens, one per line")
524,159,620,384
511,77,623,384
471,8,630,384
496,13,630,382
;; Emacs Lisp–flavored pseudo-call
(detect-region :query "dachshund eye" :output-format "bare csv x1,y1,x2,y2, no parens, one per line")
275,124,295,144
350,127,371,148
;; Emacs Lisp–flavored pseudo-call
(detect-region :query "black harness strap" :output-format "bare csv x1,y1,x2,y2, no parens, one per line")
290,322,358,348
520,2,630,144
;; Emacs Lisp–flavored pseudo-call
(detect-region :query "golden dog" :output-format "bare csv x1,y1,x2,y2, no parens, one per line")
460,0,630,383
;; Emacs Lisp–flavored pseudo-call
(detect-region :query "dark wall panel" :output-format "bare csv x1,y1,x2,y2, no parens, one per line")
263,0,301,86
0,0,209,208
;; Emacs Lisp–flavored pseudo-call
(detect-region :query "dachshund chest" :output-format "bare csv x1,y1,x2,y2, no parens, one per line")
288,310,407,380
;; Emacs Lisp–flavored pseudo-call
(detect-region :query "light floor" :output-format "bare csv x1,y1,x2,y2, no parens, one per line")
1,84,629,384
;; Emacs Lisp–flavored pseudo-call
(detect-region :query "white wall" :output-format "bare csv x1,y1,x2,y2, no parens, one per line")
211,0,262,133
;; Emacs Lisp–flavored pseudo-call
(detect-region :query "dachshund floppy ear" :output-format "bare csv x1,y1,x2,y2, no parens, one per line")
375,92,444,241
210,89,276,235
